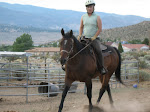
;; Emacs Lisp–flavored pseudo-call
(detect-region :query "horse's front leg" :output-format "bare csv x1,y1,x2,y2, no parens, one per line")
85,80,93,111
58,80,73,112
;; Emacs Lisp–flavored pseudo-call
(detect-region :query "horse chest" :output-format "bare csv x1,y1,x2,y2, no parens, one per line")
66,67,95,82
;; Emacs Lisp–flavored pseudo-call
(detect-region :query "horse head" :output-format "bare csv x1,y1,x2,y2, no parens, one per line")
60,28,74,65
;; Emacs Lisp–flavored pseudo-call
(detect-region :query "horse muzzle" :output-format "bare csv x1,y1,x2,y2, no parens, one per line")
60,58,67,65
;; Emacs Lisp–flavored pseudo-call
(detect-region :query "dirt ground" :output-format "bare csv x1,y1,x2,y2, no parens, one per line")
0,81,150,112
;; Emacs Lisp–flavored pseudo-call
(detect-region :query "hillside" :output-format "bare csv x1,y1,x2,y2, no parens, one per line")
0,21,150,45
0,2,150,30
0,24,59,32
100,21,150,41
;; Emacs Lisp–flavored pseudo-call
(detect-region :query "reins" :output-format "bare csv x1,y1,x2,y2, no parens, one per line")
66,41,93,62
61,41,93,70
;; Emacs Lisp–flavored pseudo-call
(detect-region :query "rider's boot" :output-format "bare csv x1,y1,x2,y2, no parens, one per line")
96,51,107,75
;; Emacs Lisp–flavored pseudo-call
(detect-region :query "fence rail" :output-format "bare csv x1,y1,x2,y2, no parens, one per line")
0,59,139,103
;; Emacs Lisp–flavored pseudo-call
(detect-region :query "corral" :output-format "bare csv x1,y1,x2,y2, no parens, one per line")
0,52,150,112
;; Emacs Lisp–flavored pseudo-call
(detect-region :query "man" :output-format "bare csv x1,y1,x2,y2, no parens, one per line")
78,0,107,75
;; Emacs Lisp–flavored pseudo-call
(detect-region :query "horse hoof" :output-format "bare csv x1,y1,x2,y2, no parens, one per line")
89,105,93,111
96,101,99,106
111,104,114,108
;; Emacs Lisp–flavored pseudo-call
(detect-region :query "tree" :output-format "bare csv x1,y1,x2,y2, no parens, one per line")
142,38,149,45
118,42,124,53
51,52,60,63
12,33,33,52
0,44,12,51
128,39,142,44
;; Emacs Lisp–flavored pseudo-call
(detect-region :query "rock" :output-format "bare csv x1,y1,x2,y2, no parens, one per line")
59,82,78,93
69,82,78,93
38,82,59,97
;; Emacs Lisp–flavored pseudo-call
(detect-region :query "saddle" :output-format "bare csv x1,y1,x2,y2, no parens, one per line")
100,43,111,57
80,38,111,57
100,44,107,51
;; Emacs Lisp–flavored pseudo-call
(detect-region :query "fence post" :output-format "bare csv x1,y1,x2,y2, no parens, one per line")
48,63,50,97
26,56,29,103
137,61,139,83
125,62,127,81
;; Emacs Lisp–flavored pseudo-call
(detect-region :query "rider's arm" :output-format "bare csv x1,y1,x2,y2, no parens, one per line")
78,16,84,40
91,16,102,41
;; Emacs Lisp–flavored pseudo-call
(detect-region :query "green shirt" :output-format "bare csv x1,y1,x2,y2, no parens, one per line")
83,13,98,38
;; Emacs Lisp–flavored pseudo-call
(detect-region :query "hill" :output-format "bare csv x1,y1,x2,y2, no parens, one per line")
100,21,150,41
0,21,150,45
0,24,59,32
0,2,150,30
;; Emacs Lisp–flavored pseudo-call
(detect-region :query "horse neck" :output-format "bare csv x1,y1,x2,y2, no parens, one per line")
73,38,84,54
69,38,84,61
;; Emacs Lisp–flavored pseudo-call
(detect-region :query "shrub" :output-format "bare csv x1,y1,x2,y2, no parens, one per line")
139,57,144,61
144,55,150,61
139,70,150,82
138,60,148,69
147,63,150,69
128,52,139,60
139,51,147,57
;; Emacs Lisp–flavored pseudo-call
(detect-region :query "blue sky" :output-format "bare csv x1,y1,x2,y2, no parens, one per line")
0,0,149,18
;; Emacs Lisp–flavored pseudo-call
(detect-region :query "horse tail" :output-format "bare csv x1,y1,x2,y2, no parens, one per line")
113,47,124,85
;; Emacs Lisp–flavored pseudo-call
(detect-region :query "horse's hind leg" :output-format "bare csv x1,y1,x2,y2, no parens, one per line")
107,84,114,105
85,80,93,111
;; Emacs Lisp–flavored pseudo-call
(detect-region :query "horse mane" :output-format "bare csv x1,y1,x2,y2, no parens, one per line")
65,32,89,54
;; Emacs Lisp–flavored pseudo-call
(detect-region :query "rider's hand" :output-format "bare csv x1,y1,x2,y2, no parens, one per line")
77,35,81,41
87,38,92,44
91,35,97,41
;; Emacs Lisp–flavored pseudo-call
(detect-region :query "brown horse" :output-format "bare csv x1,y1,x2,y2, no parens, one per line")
58,29,123,112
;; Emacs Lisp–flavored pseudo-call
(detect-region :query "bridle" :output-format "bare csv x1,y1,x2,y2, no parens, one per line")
60,38,93,66
60,45,74,60
60,39,74,64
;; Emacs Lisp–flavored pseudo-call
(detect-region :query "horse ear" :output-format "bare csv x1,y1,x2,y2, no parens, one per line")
70,30,73,37
61,28,65,36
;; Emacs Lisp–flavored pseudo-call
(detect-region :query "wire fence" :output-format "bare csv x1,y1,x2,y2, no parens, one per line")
0,58,139,103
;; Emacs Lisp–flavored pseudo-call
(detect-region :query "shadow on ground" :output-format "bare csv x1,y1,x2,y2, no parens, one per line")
83,105,105,112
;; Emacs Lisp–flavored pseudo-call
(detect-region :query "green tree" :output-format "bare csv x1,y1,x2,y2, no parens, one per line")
0,44,12,51
118,42,124,53
142,38,149,45
51,52,60,63
52,42,57,47
128,39,142,44
12,33,33,52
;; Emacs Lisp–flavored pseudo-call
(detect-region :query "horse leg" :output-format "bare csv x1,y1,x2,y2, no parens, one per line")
85,80,93,111
96,86,106,104
97,75,106,104
58,81,72,112
107,84,113,105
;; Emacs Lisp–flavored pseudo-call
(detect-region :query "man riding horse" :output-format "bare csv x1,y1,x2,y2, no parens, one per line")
78,0,107,75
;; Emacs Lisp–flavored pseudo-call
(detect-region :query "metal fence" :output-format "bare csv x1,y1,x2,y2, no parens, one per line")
0,59,84,103
0,58,139,103
109,61,139,88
